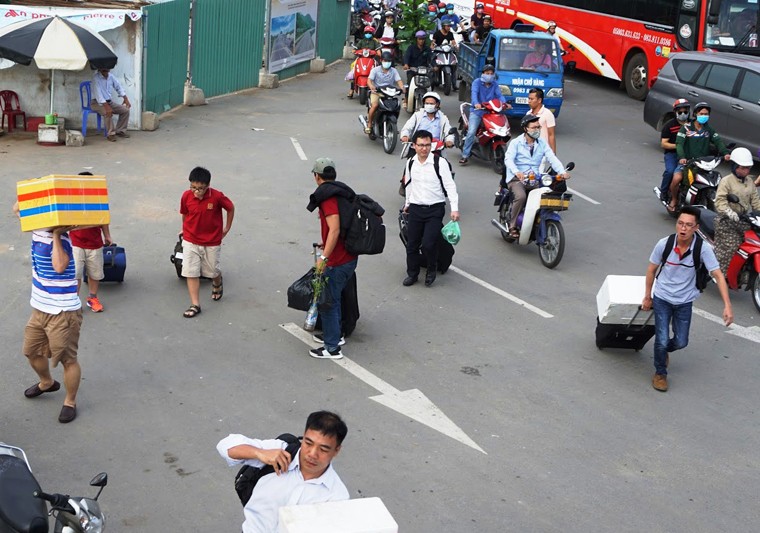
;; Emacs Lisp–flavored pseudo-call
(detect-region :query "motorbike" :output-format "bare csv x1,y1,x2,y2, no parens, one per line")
399,136,448,159
378,36,399,61
491,162,576,269
359,86,402,154
654,154,725,216
405,65,432,114
456,99,511,174
352,46,378,106
431,41,458,96
0,443,108,533
696,197,760,312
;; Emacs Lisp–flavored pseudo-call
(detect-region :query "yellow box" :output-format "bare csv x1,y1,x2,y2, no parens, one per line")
16,175,110,232
540,193,572,211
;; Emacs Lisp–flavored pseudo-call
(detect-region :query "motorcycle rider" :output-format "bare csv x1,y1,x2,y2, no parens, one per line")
366,51,405,138
400,91,455,154
459,64,511,165
431,19,458,90
442,3,464,33
348,26,381,99
402,30,432,86
714,147,760,273
502,114,568,238
669,101,730,212
657,98,691,200
375,10,396,41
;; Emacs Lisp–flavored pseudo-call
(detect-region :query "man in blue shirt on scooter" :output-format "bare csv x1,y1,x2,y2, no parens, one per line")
459,64,510,165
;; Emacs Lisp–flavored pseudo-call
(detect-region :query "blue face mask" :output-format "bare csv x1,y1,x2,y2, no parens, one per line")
696,115,709,124
481,73,494,83
364,33,373,39
382,61,392,69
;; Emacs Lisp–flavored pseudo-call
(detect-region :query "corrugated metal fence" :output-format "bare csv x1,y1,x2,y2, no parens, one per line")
142,0,191,114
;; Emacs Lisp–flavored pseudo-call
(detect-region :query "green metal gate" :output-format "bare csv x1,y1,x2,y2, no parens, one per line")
142,0,191,114
191,0,266,98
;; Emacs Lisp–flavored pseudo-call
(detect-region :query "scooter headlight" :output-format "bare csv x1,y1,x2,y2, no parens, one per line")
79,499,105,533
541,175,553,186
545,88,563,98
492,125,509,136
499,85,512,96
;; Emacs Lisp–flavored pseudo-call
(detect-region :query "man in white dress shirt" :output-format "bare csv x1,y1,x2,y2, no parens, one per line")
91,68,131,141
217,411,349,533
401,129,459,287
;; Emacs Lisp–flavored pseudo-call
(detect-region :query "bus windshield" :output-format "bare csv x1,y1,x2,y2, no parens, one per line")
704,0,760,50
498,37,562,73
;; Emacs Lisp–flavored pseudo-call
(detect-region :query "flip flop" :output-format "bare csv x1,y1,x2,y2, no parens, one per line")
183,305,201,318
212,278,223,301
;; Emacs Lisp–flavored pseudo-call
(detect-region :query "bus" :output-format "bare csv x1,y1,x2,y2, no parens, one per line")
484,0,760,99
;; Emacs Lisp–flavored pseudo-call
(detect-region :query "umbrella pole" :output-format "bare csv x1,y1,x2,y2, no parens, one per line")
49,69,54,115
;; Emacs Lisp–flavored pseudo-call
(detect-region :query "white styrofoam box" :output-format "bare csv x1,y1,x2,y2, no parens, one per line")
596,275,654,326
278,497,398,533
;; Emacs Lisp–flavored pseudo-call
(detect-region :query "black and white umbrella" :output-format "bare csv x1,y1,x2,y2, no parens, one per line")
0,16,118,114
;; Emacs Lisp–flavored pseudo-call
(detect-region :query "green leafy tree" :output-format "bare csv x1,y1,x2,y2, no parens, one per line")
395,1,437,45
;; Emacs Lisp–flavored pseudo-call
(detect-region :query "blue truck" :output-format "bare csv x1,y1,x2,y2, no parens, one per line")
457,25,566,118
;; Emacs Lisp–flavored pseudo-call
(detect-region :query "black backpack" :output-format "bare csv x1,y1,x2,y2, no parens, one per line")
658,233,711,292
342,194,386,256
234,433,301,506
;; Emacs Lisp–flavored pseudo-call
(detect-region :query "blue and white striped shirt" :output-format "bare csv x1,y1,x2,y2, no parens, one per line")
30,231,81,314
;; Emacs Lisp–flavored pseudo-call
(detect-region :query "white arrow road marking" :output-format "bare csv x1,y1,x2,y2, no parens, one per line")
449,266,553,318
567,187,600,205
692,308,760,344
290,137,308,160
280,322,486,454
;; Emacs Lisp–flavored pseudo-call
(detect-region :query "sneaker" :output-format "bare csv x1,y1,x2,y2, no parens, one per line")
652,373,668,392
312,333,346,346
309,346,343,360
86,296,104,312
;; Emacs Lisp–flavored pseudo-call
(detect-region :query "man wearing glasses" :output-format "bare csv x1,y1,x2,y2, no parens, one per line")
401,129,459,287
641,206,733,392
179,166,235,318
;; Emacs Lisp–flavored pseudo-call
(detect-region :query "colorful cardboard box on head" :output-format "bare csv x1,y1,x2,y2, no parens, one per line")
16,175,110,232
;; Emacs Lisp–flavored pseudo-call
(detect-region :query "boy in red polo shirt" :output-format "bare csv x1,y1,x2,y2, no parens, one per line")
179,167,235,318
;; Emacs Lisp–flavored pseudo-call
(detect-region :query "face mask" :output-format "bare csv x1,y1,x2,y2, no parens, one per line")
364,33,373,39
527,130,540,139
424,104,437,114
477,8,484,13
676,112,689,122
696,115,709,124
382,61,392,69
481,73,494,83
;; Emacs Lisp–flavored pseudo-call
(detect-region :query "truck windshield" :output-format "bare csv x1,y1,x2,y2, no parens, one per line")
498,37,561,73
704,0,759,50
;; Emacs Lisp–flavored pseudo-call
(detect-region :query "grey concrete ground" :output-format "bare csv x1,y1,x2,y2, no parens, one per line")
1,63,759,532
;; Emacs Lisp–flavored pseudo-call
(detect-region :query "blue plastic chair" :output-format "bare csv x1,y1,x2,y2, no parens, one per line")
79,81,106,137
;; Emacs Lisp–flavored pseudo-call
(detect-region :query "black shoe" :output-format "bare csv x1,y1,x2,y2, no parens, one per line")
312,333,346,346
309,346,343,360
403,275,418,286
425,272,436,287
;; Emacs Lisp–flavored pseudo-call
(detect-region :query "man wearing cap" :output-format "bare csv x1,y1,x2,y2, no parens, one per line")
471,2,486,29
459,64,510,165
473,14,492,43
91,68,131,142
366,53,405,137
306,158,358,359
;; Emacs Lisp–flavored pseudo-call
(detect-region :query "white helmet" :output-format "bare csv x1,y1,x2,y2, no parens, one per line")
422,91,441,104
730,147,753,167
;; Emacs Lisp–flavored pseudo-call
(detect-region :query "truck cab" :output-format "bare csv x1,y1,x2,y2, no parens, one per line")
458,25,565,118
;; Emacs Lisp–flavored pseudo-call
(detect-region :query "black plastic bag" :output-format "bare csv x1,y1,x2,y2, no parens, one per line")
287,268,328,311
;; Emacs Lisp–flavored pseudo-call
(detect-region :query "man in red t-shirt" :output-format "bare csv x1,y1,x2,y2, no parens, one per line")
306,158,358,359
70,225,112,312
179,166,235,318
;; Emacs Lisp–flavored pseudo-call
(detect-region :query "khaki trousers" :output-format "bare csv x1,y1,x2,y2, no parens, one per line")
91,100,130,136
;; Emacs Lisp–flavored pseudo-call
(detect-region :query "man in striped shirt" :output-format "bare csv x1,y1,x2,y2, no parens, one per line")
15,203,83,423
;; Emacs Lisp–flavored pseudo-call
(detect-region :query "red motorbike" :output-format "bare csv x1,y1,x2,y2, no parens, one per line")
697,200,760,312
353,47,378,106
456,99,511,174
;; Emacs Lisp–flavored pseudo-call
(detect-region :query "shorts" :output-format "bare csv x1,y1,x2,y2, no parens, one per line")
370,92,381,106
674,164,685,175
23,308,83,367
181,241,221,278
73,246,104,281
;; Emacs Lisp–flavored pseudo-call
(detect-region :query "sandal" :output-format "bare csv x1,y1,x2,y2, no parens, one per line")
509,228,520,238
183,305,201,318
211,278,223,301
667,203,677,213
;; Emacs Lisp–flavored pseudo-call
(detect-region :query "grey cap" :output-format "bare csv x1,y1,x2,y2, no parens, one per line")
312,157,335,174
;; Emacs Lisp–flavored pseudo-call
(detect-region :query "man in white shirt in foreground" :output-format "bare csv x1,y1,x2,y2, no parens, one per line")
217,410,349,533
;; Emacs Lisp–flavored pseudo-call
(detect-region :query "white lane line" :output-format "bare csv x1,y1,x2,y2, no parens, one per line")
692,307,760,344
449,265,554,318
290,137,307,160
567,187,600,205
280,322,486,453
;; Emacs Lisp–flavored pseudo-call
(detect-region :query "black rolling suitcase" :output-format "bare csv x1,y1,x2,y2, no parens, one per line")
398,210,454,274
84,244,126,283
595,307,655,351
170,234,184,278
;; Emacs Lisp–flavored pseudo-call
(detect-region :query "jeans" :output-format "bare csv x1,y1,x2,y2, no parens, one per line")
652,295,692,376
461,111,483,158
660,151,678,193
321,259,357,351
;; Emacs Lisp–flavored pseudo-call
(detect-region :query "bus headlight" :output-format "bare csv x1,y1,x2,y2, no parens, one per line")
546,88,563,98
499,85,512,96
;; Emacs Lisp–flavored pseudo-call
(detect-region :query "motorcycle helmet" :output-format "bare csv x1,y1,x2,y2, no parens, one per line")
482,63,495,73
422,91,441,104
415,30,427,39
730,147,754,167
446,3,455,8
483,14,492,21
364,25,375,34
427,4,437,12
442,18,452,26
520,114,540,129
694,101,711,114
476,2,484,8
672,98,690,111
381,51,394,61
384,10,394,17
547,20,557,28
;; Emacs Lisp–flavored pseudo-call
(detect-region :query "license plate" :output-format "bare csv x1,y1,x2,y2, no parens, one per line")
515,97,529,104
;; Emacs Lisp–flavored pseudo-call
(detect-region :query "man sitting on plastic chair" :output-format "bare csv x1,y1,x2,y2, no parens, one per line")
91,68,131,142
